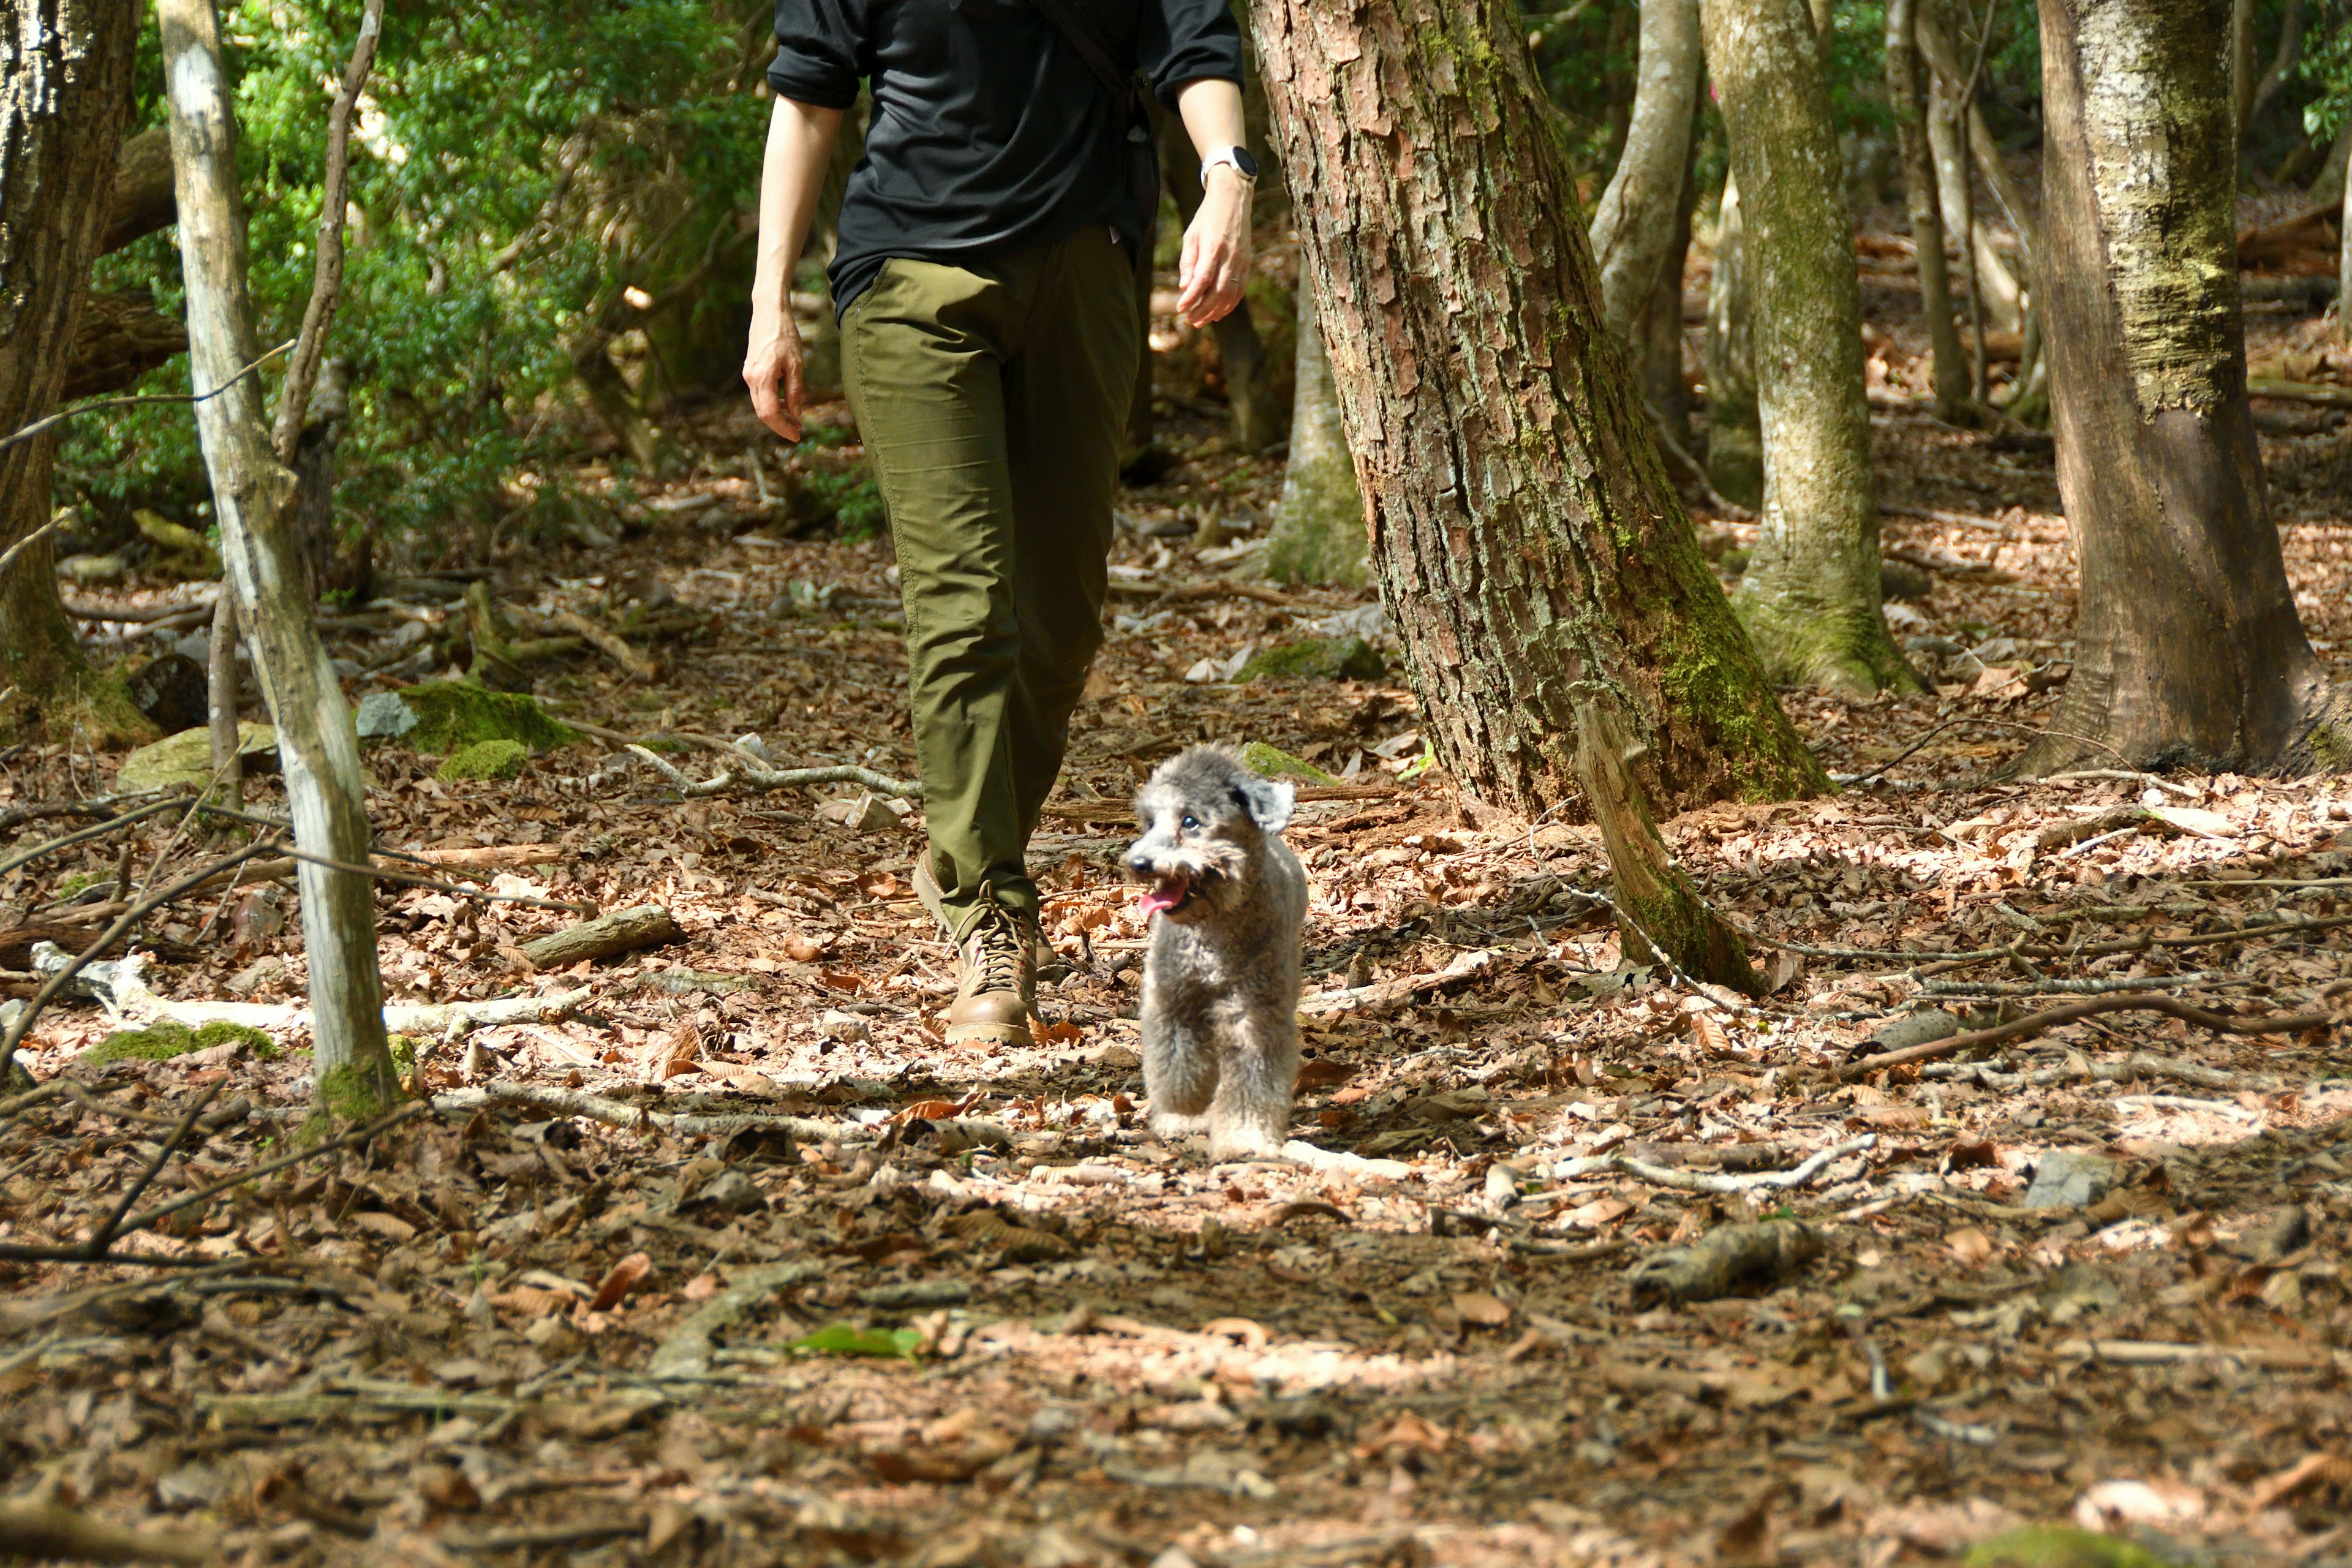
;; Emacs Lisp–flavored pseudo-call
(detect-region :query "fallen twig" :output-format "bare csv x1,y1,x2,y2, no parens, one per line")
625,741,921,802
0,1501,213,1564
437,1080,872,1144
0,796,185,880
1841,993,2345,1080
646,1260,825,1379
1920,1050,2271,1093
552,608,662,682
1559,1134,1876,1194
0,339,291,455
1920,969,2233,997
86,1081,222,1259
1626,1221,1823,1305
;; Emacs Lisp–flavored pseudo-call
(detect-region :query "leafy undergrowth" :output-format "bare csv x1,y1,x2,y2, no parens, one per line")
6,255,2352,1567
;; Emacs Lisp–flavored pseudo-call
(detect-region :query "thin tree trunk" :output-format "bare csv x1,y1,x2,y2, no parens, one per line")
0,0,153,750
1642,151,1697,451
2229,0,2257,141
2019,0,2339,776
1262,284,1366,587
2245,0,2302,135
1928,74,1988,400
159,0,398,1117
1702,0,1919,695
1888,0,1969,418
1702,172,1763,507
1589,0,1703,341
2342,154,2351,350
1248,0,1825,832
206,591,242,809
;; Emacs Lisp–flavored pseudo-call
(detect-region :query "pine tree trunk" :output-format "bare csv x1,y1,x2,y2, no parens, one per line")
2019,0,2339,775
160,0,398,1118
1703,172,1764,507
1588,0,1703,341
1887,0,1968,418
1262,284,1365,587
0,0,154,749
1703,0,1920,696
1249,0,1826,819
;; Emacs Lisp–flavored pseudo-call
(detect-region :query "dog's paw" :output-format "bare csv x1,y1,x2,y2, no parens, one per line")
1148,1110,1210,1141
1205,1121,1289,1163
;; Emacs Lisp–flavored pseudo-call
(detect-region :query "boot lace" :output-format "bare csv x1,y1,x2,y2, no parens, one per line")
964,905,1028,993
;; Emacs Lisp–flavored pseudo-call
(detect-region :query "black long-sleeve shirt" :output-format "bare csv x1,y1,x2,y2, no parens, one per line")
769,0,1243,312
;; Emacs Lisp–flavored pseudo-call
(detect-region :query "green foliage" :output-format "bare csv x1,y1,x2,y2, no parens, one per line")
437,737,530,780
2303,0,2352,144
788,1323,924,1361
1961,1528,2173,1568
800,469,887,539
67,2,767,552
88,1018,279,1064
1240,741,1340,786
1235,636,1387,684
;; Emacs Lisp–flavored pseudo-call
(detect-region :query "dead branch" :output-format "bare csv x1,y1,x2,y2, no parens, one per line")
646,1261,825,1379
1921,1050,2274,1093
0,1501,213,1564
1572,1134,1877,1195
0,797,183,878
1626,1221,1824,1305
624,741,921,801
270,0,381,461
1841,993,2346,1080
518,905,680,968
554,608,662,681
0,339,291,456
438,1080,873,1144
86,1080,222,1257
1920,969,2233,997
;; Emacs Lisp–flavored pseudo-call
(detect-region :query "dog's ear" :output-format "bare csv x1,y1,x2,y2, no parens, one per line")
1232,772,1294,834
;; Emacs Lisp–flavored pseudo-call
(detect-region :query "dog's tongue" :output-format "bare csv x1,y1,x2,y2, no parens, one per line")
1137,875,1188,916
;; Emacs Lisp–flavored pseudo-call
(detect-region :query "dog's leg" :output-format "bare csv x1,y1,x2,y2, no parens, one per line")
1204,1010,1299,1162
1142,1006,1218,1140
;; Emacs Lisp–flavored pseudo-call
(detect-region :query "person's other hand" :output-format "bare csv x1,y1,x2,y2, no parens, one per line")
744,301,805,442
1177,168,1253,327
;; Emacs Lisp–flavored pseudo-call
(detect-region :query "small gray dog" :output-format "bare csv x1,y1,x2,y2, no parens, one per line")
1125,745,1306,1160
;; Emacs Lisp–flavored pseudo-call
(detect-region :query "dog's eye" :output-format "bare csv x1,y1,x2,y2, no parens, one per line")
1180,814,1198,831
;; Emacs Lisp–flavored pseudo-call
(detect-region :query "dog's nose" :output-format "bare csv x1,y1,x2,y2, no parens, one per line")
1125,854,1153,879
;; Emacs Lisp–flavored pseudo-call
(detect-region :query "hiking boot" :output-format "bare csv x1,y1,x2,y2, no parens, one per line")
947,900,1036,1048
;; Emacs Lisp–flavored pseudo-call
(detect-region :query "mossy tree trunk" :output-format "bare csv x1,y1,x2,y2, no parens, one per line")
1262,284,1365,587
1702,172,1763,507
1249,0,1826,829
0,0,154,750
1588,0,1703,342
1703,0,1921,696
1887,0,1969,418
161,0,398,1118
2018,0,2344,775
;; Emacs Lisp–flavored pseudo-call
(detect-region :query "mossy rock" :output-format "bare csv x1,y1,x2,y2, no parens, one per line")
118,722,277,793
86,1018,278,1064
437,738,530,781
1961,1528,2174,1568
1240,741,1341,787
375,681,579,755
1235,636,1387,685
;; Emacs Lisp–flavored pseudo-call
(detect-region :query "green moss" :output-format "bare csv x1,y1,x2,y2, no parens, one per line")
437,737,530,781
313,1060,399,1127
2305,722,2351,770
1240,741,1341,786
387,1033,420,1074
390,682,579,754
1656,609,1832,804
1961,1527,2174,1568
86,1018,279,1064
1235,636,1387,684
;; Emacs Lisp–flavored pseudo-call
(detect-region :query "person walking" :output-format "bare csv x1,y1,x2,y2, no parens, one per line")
745,0,1256,1049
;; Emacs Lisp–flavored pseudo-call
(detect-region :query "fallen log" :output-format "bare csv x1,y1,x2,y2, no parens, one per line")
518,904,680,969
1626,1221,1824,1306
0,1501,213,1564
1841,992,2346,1080
436,1080,870,1144
553,608,662,682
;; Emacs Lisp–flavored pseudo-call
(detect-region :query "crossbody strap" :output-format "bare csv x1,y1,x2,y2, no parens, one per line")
1027,0,1139,106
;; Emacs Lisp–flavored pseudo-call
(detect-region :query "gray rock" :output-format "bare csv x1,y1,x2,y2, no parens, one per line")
1870,1009,1962,1051
681,1169,765,1217
355,690,419,739
2024,1149,2116,1209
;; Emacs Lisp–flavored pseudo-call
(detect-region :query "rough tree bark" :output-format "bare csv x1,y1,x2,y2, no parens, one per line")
2019,0,2343,775
1640,149,1697,451
0,0,150,748
1588,0,1703,341
102,125,176,254
160,0,398,1116
1887,0,1968,418
1702,172,1763,507
1261,284,1366,587
1702,0,1919,695
1248,0,1825,825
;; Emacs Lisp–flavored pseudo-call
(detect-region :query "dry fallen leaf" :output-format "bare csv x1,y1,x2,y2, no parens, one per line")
1453,1291,1512,1329
589,1251,654,1311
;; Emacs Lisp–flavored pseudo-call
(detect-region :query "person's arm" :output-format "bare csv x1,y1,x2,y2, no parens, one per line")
744,95,846,442
1172,77,1251,328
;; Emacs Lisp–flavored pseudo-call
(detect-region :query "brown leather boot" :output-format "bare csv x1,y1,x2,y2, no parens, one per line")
946,899,1035,1048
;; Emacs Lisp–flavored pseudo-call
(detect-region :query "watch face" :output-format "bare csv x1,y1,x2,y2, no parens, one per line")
1229,148,1260,179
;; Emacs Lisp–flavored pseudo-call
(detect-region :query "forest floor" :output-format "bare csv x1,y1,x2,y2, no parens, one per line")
6,213,2352,1568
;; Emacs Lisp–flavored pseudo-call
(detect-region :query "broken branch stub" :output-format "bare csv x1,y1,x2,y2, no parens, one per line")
1572,700,1763,996
1626,1220,1824,1305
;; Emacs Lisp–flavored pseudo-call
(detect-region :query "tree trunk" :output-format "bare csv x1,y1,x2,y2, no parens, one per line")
63,287,188,400
2228,0,2256,140
1261,284,1366,587
103,125,176,255
1248,0,1825,824
1641,153,1697,451
1887,0,1969,418
1702,0,1919,696
1926,73,1993,395
2019,0,2339,776
2245,0,2303,136
159,0,398,1117
2342,151,2350,350
1588,0,1703,341
1702,172,1763,507
0,0,153,750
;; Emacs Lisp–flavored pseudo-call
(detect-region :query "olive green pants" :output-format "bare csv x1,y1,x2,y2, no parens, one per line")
842,226,1139,939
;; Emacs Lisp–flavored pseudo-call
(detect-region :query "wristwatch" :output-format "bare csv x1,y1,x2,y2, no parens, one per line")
1200,146,1260,186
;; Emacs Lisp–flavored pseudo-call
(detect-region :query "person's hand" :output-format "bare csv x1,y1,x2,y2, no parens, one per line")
744,300,805,442
1177,167,1253,327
